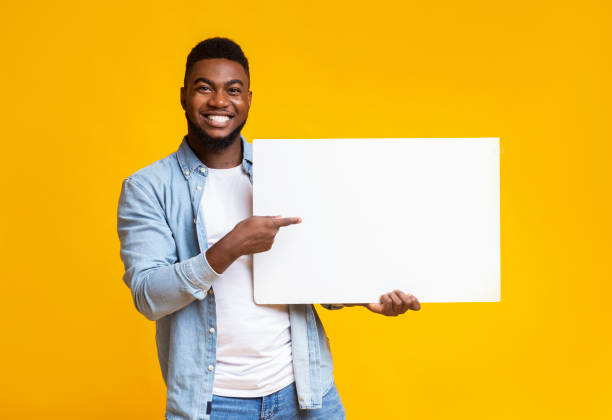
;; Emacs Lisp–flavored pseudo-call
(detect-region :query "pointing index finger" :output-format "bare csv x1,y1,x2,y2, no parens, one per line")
273,217,302,227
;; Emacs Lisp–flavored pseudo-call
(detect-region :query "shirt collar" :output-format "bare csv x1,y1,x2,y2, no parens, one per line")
177,134,252,179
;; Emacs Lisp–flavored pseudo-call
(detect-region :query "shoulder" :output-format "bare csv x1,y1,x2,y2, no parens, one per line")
120,151,185,208
124,151,180,190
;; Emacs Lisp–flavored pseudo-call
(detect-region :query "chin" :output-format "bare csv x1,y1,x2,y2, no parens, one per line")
204,129,232,138
186,112,246,151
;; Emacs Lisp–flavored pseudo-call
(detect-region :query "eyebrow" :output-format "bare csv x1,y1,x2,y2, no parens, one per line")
193,77,244,87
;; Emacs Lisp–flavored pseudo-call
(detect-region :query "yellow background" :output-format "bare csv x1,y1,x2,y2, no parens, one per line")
1,1,610,419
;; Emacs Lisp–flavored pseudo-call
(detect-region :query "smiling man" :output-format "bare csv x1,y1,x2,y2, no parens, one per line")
117,37,420,420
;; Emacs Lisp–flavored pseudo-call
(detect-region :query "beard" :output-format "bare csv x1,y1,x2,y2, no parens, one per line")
185,111,247,152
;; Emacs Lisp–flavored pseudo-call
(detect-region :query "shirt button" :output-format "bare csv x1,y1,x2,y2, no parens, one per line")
193,218,196,224
209,328,215,334
208,365,214,371
200,168,206,173
196,185,202,191
184,171,190,176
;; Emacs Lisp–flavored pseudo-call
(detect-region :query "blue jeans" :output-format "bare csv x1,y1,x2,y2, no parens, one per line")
210,381,346,420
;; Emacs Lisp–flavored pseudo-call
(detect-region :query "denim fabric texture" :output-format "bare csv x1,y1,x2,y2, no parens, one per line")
117,136,342,420
209,381,345,420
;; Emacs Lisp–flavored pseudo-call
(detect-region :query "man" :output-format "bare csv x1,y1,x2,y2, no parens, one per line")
117,37,420,420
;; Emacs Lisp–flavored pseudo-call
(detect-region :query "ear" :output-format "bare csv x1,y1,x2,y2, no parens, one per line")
248,90,252,107
180,86,186,111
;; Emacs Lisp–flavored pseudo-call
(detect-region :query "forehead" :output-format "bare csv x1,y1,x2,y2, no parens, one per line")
187,58,249,85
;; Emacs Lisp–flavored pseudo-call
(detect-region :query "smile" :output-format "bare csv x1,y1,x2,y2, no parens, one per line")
206,115,231,123
203,114,235,128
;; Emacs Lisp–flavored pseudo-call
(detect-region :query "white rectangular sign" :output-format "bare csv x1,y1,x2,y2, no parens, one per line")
252,138,500,304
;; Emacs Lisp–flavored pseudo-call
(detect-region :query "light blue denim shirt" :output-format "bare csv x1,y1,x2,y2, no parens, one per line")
117,136,341,420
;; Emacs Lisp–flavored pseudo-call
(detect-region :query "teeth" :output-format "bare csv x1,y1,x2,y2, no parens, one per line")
208,115,230,122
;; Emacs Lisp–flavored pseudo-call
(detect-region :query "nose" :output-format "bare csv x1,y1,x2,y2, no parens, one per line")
208,90,229,108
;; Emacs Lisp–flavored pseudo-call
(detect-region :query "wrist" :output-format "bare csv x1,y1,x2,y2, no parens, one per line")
223,227,243,260
205,230,242,274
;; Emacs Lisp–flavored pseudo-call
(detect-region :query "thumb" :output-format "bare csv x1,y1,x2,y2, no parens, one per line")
366,303,384,314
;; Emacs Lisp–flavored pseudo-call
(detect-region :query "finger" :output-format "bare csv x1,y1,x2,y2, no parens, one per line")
396,290,421,311
366,303,384,314
389,291,403,315
396,290,413,313
409,294,421,311
381,294,395,316
273,217,302,227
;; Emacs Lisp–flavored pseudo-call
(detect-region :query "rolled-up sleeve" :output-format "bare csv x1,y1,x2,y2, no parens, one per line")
117,177,220,321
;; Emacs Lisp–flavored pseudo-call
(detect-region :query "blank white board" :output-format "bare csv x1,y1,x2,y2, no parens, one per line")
252,138,500,304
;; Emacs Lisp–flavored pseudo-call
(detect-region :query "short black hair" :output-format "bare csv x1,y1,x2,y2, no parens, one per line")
184,37,250,86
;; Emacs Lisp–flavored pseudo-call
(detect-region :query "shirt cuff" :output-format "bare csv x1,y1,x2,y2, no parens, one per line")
184,252,221,292
202,251,221,276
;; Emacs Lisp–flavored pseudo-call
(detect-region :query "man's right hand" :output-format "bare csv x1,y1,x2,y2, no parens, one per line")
205,216,302,274
230,216,302,255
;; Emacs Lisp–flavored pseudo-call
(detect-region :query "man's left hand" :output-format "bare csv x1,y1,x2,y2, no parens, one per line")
346,290,421,316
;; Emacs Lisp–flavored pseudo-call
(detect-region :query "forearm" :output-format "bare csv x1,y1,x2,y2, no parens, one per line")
205,230,241,274
127,252,219,321
118,177,237,321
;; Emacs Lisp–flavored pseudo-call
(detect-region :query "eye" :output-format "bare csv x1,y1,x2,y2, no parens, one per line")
228,87,241,95
197,86,212,92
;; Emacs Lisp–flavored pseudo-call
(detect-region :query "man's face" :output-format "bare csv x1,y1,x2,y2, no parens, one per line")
181,58,251,149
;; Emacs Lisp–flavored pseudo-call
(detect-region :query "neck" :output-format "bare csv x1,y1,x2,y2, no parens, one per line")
186,131,243,169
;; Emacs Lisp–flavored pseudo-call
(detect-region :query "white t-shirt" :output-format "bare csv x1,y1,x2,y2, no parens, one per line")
199,164,294,397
